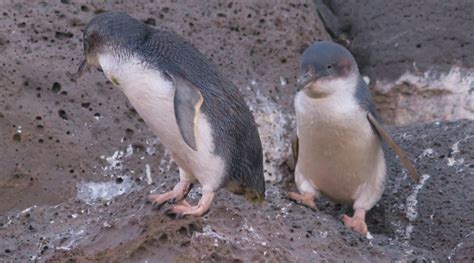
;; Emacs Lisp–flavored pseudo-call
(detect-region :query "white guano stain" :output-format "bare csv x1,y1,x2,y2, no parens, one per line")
447,140,464,166
103,150,124,174
405,174,431,239
145,164,152,185
193,219,266,248
76,176,140,204
247,90,293,182
125,144,134,158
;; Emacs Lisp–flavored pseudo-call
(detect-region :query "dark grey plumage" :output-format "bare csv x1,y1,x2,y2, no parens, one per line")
84,12,265,199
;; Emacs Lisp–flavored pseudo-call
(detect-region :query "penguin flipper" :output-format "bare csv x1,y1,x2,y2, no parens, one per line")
168,71,204,151
367,112,419,182
291,135,299,166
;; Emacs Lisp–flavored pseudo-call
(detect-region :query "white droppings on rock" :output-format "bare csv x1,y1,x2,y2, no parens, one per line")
21,205,37,214
242,217,264,242
320,231,328,238
194,225,228,246
104,150,124,173
193,218,265,249
145,164,152,185
54,228,86,251
279,76,287,86
125,144,134,158
247,90,292,182
421,148,435,158
405,174,431,239
447,139,465,166
404,224,414,240
76,176,140,204
158,149,172,174
406,174,430,221
145,137,160,156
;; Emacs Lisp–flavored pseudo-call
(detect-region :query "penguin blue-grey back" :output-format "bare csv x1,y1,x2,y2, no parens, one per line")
73,12,264,217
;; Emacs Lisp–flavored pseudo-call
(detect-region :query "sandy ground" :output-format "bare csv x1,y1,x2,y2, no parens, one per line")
0,1,473,262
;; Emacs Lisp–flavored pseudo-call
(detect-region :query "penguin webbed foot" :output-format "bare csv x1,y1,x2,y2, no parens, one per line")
147,181,193,210
288,192,317,211
165,192,215,218
341,208,368,236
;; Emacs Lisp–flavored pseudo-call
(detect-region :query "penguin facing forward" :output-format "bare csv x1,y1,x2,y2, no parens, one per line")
289,41,419,235
71,12,265,217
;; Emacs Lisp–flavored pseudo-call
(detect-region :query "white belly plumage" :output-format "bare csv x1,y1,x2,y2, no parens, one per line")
294,91,386,209
98,53,225,191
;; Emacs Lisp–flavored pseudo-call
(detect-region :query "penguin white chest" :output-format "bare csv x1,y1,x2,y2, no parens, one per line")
97,54,224,186
294,91,386,205
98,54,183,149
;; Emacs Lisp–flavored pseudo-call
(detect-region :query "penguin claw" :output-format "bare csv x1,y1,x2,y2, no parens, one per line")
163,192,215,219
164,208,186,219
148,194,168,210
147,181,193,212
152,201,166,210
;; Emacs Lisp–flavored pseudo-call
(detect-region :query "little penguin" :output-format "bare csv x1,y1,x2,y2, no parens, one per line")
70,12,265,217
289,41,419,235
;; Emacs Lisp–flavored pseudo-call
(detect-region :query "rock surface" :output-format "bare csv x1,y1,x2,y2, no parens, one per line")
0,0,328,214
329,0,474,124
0,0,472,262
1,120,472,262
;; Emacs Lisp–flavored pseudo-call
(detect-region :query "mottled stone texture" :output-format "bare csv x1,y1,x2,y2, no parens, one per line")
2,120,472,262
0,0,328,213
0,0,472,262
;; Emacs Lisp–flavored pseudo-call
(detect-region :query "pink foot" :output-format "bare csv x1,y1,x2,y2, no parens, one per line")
165,192,215,218
341,209,368,235
148,181,192,209
288,191,317,210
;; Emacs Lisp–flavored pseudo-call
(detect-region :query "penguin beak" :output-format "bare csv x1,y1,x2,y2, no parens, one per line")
66,59,90,82
297,70,318,90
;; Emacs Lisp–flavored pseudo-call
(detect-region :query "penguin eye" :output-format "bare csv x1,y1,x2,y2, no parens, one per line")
327,65,332,69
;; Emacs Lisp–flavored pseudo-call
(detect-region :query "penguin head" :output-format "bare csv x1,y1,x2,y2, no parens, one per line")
84,12,148,67
297,41,359,98
71,12,149,78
